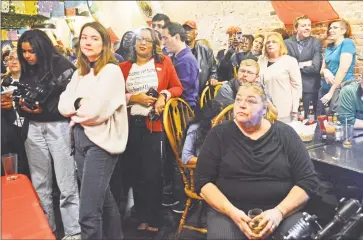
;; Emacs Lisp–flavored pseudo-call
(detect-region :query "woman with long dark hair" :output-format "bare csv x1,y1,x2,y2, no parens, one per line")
116,30,136,60
182,100,223,165
59,22,128,239
16,29,80,239
119,27,183,232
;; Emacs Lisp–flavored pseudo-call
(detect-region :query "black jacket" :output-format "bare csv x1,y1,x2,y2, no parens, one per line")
192,41,218,93
285,36,323,93
217,48,258,82
18,54,76,122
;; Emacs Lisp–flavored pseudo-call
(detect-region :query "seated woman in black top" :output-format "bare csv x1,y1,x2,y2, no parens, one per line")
195,83,319,240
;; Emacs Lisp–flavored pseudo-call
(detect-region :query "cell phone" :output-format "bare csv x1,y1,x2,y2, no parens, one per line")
236,31,243,42
1,88,14,95
146,88,159,98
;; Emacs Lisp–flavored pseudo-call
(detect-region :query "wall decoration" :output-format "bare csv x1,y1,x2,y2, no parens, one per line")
2,30,9,40
1,0,9,13
24,0,38,15
13,1,26,14
1,12,48,29
51,2,65,18
137,1,153,18
7,30,18,41
65,1,86,9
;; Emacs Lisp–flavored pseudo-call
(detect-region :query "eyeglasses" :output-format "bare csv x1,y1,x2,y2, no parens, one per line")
136,36,153,45
7,57,19,63
238,69,257,76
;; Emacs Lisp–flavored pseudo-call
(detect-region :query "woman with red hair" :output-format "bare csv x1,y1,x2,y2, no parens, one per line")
319,19,356,115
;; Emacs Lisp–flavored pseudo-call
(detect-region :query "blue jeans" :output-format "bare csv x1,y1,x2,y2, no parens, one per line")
74,125,122,239
24,120,80,236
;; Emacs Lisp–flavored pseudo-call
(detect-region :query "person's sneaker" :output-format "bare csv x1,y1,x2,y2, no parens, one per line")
62,234,81,240
162,195,179,207
172,201,186,214
163,184,173,196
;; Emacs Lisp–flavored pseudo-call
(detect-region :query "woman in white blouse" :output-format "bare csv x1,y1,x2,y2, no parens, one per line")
258,32,302,121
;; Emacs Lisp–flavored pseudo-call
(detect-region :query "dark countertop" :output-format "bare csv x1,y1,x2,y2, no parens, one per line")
308,137,363,174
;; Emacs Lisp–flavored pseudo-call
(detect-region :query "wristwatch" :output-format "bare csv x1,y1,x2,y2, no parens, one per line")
160,93,167,103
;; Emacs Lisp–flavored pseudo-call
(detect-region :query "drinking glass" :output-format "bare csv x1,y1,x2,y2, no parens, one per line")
1,153,18,175
248,208,264,234
342,124,354,148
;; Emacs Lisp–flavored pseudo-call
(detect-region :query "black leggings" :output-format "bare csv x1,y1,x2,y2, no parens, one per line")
207,207,304,240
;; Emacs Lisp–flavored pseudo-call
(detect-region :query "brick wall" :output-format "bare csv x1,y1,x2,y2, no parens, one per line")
159,0,363,78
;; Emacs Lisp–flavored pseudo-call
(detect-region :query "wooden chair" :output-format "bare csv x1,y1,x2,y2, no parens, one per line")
162,98,207,238
200,82,223,108
212,103,234,127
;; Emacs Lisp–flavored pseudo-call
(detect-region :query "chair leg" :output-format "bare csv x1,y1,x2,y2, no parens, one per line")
197,200,206,228
177,198,192,239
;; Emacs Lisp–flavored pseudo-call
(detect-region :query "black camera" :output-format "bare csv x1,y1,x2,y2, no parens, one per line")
3,69,74,110
281,198,362,240
146,88,160,122
282,212,322,240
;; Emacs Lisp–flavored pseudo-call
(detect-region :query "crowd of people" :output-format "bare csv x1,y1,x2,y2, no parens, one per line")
1,11,362,240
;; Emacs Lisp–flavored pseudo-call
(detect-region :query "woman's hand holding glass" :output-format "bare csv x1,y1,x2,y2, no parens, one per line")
224,204,259,239
251,208,283,239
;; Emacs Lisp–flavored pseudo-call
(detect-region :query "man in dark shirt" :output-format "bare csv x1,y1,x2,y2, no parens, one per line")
183,20,218,94
285,15,322,118
162,22,199,109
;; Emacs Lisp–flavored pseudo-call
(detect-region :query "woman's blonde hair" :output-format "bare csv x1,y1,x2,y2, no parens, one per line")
263,32,288,57
77,22,117,76
238,83,278,122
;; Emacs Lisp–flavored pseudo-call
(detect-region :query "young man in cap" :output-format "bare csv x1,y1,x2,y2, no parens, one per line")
183,20,218,94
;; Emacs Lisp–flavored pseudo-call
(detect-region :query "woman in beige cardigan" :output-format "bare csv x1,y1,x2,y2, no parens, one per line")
58,22,127,239
258,32,302,121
